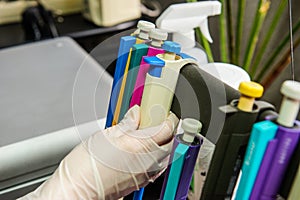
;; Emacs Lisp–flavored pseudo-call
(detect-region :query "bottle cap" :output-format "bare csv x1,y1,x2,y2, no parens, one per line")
162,41,181,54
239,81,264,98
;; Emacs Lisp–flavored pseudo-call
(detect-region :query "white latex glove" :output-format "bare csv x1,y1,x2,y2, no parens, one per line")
19,105,178,200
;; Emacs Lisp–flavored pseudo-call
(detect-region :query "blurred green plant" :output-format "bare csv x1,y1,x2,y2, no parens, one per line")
187,0,300,89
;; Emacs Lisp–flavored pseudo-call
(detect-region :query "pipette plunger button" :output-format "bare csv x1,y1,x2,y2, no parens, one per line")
149,28,168,47
238,81,264,112
182,118,202,143
137,20,155,40
277,80,300,127
280,80,300,100
239,81,264,98
149,28,168,41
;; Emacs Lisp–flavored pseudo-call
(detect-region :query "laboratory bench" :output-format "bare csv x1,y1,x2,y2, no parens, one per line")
0,13,139,48
0,13,141,76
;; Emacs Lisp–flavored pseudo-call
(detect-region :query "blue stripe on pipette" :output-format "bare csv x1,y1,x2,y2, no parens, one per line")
105,36,136,128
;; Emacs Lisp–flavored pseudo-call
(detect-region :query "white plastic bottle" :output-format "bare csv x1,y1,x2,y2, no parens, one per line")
156,1,251,90
156,1,221,64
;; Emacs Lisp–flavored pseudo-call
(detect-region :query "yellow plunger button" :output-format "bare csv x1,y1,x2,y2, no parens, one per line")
237,81,264,112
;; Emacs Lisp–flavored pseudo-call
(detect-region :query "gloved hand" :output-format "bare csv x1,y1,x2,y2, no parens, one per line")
19,105,178,200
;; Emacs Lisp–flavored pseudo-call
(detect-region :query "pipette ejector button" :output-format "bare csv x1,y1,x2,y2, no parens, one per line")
162,41,181,54
144,56,165,77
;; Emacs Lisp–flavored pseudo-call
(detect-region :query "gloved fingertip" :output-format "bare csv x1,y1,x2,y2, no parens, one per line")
151,119,177,146
118,105,140,130
126,105,140,123
159,139,174,154
148,165,168,183
166,112,179,133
